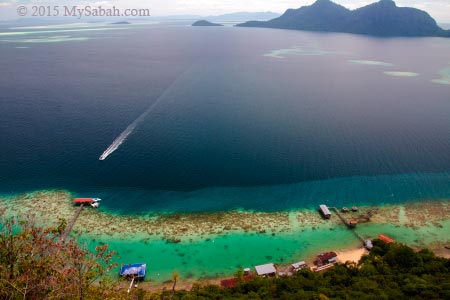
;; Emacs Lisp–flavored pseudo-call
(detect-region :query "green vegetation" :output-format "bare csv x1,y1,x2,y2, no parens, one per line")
237,0,450,37
1,212,450,299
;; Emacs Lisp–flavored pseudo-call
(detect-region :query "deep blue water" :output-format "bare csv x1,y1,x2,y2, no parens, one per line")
0,24,449,213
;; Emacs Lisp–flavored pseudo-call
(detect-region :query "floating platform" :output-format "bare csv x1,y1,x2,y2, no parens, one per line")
120,263,146,279
73,198,101,208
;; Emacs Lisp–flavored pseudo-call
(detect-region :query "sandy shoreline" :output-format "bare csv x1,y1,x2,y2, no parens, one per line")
337,247,369,264
1,189,450,289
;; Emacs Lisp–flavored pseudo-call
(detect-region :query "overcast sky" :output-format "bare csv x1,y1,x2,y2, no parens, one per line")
1,0,449,23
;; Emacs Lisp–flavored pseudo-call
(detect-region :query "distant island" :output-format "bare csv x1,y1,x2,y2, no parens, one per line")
192,20,223,26
207,11,280,22
237,0,450,37
111,21,130,25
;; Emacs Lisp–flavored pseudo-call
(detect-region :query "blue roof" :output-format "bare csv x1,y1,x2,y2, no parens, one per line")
120,263,146,278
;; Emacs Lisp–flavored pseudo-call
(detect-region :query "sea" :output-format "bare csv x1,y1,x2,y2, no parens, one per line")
0,21,449,281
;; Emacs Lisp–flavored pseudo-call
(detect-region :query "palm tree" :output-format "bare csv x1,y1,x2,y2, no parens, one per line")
161,287,166,300
169,271,178,300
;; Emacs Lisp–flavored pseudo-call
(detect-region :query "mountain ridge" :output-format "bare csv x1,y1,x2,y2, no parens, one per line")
237,0,450,37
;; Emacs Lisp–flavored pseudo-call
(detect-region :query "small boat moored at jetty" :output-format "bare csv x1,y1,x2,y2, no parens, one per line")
73,198,101,208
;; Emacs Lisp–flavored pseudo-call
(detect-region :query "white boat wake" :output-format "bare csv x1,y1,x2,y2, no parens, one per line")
98,110,149,160
99,69,191,161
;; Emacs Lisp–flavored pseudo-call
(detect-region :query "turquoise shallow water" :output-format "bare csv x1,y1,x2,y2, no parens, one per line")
93,171,450,214
78,168,450,282
1,172,449,283
81,225,360,282
79,215,450,283
357,219,450,247
2,172,448,214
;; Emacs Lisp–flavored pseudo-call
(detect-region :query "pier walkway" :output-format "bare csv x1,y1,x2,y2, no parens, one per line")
331,207,353,228
331,207,366,245
60,203,84,243
353,230,366,244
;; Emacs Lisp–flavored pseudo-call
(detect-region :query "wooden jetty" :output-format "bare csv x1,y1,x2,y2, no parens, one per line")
331,207,373,249
331,207,357,228
59,203,84,243
59,198,101,243
353,230,366,243
331,206,378,225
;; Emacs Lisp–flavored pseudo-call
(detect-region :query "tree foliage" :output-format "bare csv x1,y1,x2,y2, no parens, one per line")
0,213,117,300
